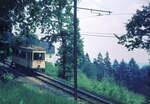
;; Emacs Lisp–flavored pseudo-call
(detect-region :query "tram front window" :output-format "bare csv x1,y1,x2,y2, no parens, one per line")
34,53,45,60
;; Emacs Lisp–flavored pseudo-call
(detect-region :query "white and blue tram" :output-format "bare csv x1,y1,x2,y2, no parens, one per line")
12,46,46,71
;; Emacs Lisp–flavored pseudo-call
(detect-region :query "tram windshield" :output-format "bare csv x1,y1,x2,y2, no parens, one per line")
34,53,45,60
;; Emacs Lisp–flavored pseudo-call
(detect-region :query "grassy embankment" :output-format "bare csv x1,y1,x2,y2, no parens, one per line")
45,62,146,104
0,80,85,104
0,63,85,104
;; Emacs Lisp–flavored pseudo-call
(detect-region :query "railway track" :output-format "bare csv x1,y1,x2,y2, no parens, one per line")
34,72,114,104
1,62,115,104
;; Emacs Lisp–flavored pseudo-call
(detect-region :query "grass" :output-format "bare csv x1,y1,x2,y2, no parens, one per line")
0,80,85,104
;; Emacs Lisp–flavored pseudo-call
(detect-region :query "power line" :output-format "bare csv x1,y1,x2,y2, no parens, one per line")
81,32,122,35
81,32,116,35
94,13,134,16
77,7,134,16
110,13,134,16
78,13,134,20
81,34,116,38
79,13,134,20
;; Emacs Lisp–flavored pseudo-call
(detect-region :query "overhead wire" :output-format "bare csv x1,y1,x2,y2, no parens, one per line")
77,7,134,16
81,34,115,38
76,3,126,38
77,0,134,16
109,13,134,16
82,32,122,34
80,32,123,38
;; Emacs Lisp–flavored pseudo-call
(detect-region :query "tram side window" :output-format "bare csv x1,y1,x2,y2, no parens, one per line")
13,49,26,58
14,49,18,56
18,50,26,58
34,53,45,60
14,49,20,57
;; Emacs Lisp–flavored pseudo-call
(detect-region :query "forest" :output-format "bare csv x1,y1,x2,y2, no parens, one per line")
80,52,150,97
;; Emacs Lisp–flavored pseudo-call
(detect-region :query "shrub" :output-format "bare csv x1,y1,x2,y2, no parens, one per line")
45,62,58,77
78,72,146,104
1,73,14,82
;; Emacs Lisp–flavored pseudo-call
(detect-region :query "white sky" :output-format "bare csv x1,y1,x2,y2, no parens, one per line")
78,0,149,65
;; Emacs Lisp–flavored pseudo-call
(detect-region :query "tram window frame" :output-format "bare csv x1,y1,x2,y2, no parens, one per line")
33,53,45,60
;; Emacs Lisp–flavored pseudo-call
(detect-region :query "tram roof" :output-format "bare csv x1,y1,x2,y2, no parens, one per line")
14,45,45,52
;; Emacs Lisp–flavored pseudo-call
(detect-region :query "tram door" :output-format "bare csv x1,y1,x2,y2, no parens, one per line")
27,52,32,68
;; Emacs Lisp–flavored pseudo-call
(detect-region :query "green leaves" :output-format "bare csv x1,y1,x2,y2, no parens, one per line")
1,73,14,82
117,3,150,51
19,100,24,104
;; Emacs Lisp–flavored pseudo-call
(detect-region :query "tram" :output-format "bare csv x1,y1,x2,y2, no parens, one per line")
12,46,46,71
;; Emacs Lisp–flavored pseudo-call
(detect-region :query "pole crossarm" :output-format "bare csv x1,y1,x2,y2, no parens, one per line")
77,7,112,14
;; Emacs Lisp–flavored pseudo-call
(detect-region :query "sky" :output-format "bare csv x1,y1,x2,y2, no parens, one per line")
77,0,150,65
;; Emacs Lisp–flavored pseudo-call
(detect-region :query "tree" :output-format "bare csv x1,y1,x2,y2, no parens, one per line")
93,52,105,80
96,52,104,65
103,52,112,77
127,58,140,88
0,0,68,54
112,59,119,71
0,0,72,44
81,53,97,79
128,58,140,79
137,65,150,96
116,3,150,53
112,59,119,79
54,2,84,80
117,60,129,85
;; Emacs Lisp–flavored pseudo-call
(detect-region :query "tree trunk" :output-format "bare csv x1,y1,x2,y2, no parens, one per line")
62,32,67,79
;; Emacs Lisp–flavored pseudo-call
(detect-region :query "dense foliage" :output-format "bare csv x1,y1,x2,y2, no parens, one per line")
0,0,69,35
81,52,150,97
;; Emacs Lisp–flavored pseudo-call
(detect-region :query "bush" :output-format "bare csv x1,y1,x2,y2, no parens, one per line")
1,73,14,82
78,72,146,104
45,62,58,77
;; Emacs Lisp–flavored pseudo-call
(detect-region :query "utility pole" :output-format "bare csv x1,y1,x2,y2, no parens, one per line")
73,2,112,101
73,0,77,101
